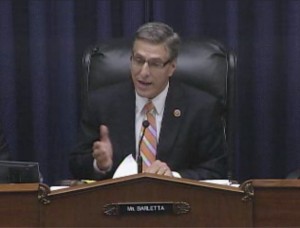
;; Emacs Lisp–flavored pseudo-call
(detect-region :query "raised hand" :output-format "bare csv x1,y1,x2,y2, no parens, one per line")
92,125,113,171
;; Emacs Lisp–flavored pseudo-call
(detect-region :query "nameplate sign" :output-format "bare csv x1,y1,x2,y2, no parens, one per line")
103,201,190,216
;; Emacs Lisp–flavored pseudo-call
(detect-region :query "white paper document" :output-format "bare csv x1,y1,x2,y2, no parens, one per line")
200,179,240,187
113,154,138,179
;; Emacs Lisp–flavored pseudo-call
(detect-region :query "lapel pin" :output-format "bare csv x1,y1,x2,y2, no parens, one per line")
173,109,181,117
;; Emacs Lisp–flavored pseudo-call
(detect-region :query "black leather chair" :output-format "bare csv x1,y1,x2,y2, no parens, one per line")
81,38,237,179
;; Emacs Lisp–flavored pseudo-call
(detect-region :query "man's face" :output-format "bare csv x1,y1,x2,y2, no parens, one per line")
130,40,176,99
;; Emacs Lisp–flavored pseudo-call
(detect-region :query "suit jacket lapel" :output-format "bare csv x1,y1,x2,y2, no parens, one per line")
157,80,186,159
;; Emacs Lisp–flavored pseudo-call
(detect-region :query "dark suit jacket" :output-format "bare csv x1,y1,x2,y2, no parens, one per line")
69,79,227,180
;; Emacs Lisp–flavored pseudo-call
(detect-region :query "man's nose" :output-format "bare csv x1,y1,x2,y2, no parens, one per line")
140,62,151,75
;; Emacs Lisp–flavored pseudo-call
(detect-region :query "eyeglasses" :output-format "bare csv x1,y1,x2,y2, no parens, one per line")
130,55,171,70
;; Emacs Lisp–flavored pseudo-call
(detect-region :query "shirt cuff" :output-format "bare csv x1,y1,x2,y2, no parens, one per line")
93,159,112,174
172,171,181,178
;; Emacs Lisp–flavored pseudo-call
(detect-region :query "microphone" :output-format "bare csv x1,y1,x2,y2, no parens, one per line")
137,120,149,173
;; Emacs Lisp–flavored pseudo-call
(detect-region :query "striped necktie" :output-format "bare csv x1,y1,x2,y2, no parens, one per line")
140,101,157,170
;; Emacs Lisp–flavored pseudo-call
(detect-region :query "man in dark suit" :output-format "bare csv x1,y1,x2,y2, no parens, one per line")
69,22,227,180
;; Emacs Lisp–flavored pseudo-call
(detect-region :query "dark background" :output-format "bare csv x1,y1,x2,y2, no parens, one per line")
0,0,299,185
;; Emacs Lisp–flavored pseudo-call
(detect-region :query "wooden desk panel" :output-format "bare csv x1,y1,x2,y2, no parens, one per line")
42,174,251,227
243,179,300,227
0,183,40,227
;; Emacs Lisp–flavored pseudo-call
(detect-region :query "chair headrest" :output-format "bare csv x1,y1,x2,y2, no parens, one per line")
83,38,232,107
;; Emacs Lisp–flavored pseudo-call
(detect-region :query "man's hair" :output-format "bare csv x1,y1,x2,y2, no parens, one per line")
133,22,181,61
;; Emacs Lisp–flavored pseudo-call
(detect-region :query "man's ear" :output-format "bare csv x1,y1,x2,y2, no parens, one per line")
168,60,177,77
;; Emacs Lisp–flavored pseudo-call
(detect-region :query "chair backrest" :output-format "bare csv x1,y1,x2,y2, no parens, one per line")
82,38,237,179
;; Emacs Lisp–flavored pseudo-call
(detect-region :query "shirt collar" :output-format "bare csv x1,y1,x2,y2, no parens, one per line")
136,82,169,115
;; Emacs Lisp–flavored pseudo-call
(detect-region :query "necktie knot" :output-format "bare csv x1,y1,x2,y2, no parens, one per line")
143,101,155,114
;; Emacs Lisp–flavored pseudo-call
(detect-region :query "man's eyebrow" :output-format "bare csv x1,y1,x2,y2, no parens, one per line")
134,54,164,61
148,57,164,61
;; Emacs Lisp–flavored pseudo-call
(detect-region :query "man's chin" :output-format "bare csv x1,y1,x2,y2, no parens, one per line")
136,90,154,99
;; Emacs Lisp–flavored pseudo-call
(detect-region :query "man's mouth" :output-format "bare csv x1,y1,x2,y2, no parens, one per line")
138,80,152,88
139,80,151,85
